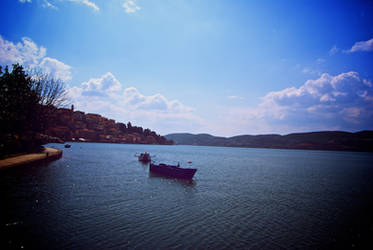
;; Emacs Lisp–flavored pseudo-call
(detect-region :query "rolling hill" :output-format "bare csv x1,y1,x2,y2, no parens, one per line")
165,131,373,152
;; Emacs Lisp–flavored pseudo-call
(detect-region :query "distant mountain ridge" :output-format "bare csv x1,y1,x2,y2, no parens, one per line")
165,131,373,152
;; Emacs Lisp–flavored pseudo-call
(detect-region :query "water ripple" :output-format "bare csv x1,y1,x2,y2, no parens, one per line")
1,143,373,249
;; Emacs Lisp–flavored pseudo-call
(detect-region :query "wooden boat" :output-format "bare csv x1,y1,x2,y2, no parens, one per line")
138,152,151,163
149,163,197,179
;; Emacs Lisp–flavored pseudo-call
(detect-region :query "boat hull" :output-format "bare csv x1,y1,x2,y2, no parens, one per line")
150,163,197,179
139,157,150,163
138,153,151,163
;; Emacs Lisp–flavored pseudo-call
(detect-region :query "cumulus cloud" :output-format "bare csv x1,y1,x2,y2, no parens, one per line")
0,35,72,81
71,72,192,113
80,72,121,97
19,0,32,3
345,38,373,53
262,72,373,125
217,72,373,135
68,71,373,136
122,0,141,13
122,87,193,112
0,36,46,66
39,57,71,81
68,72,202,134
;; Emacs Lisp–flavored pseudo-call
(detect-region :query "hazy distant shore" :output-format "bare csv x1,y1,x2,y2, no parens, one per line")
165,131,373,152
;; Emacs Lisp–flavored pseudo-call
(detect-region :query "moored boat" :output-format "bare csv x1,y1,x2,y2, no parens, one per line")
149,163,197,179
138,152,151,163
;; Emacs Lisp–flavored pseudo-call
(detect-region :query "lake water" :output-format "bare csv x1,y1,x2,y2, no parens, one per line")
1,143,373,249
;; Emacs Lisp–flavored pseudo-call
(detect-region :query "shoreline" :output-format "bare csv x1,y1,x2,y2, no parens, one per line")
0,147,63,170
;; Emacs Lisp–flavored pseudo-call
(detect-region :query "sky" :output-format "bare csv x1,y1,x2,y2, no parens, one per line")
1,0,373,136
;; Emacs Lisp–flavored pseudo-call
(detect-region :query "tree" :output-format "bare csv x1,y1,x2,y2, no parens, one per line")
0,64,68,157
0,64,41,132
30,69,67,107
0,64,41,155
116,122,127,134
144,128,151,136
29,69,68,132
127,122,132,132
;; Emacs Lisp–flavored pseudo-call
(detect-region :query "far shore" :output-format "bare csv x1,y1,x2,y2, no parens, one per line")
0,147,63,170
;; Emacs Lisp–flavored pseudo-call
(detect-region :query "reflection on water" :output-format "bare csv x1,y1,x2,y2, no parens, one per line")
1,143,373,249
148,172,197,187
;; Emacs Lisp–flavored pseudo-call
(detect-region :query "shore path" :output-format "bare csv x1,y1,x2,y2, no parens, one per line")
0,147,63,170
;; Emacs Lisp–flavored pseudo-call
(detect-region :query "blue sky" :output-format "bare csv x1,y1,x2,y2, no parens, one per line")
1,0,373,136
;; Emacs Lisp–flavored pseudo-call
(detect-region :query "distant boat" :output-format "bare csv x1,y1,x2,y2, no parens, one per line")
138,152,151,163
64,144,71,148
149,163,197,179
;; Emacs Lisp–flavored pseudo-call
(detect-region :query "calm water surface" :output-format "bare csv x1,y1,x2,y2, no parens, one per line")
1,143,373,249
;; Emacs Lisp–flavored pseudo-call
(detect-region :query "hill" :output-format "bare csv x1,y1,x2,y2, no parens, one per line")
165,131,373,152
43,106,173,145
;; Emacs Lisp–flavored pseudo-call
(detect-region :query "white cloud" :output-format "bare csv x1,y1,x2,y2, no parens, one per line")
80,72,121,97
122,87,193,112
39,57,72,81
328,45,338,56
68,0,100,11
216,72,373,135
0,36,46,66
73,72,192,113
0,35,72,82
68,72,202,134
345,38,373,53
42,0,58,9
70,71,373,136
18,0,99,11
122,0,141,13
261,72,373,114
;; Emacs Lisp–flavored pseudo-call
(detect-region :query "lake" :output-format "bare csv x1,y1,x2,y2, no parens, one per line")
1,143,373,249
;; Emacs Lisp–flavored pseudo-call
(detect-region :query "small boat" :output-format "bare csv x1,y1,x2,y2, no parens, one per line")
64,144,71,148
149,163,197,179
138,152,151,163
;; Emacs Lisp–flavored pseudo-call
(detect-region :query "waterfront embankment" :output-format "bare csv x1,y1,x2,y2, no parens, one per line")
0,147,62,170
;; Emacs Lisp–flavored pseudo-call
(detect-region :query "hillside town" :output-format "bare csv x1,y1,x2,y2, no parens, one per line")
44,105,173,145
